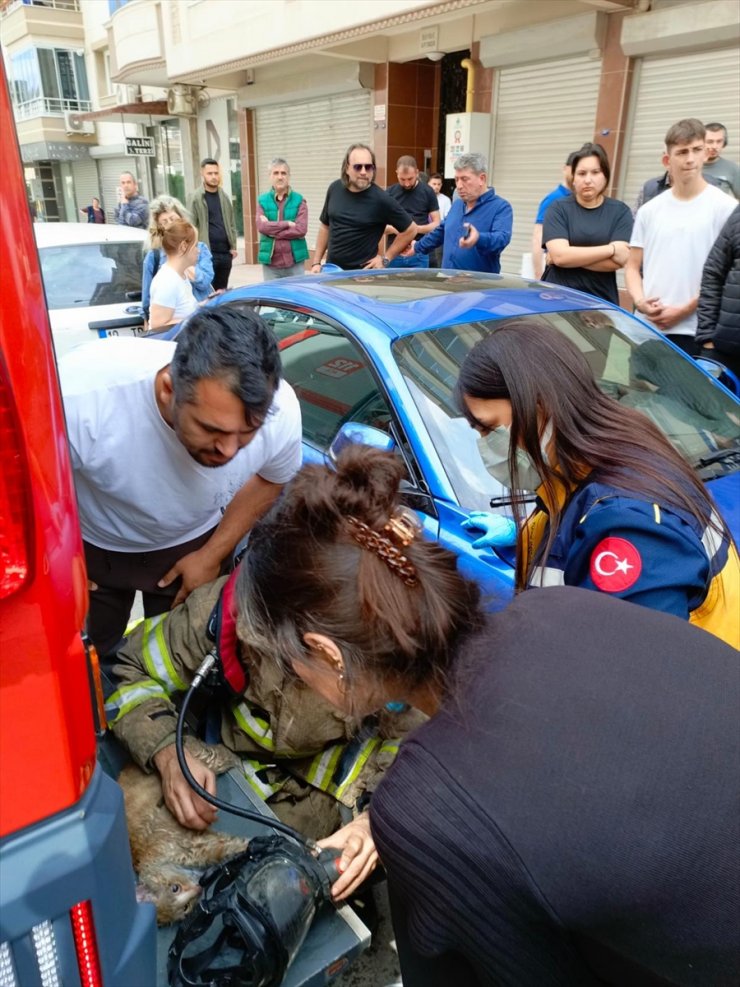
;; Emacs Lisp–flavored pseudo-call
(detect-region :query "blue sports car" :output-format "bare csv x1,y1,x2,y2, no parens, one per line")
217,270,740,603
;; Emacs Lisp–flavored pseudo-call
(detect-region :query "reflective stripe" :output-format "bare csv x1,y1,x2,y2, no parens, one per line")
233,702,275,751
379,740,399,757
529,565,565,588
125,616,144,637
105,679,169,723
332,737,382,800
653,503,661,525
306,744,344,791
141,614,188,693
238,758,283,800
701,511,724,561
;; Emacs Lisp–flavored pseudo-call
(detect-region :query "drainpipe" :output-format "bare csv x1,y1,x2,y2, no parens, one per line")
460,57,475,113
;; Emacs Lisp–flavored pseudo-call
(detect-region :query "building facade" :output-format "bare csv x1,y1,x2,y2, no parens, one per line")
3,0,738,264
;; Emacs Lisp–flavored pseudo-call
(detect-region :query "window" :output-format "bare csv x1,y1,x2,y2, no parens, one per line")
257,306,394,452
10,46,91,116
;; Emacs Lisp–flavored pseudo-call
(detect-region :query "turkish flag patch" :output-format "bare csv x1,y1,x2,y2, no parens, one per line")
589,537,642,592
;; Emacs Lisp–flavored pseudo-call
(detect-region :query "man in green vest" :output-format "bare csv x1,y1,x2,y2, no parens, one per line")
256,158,309,280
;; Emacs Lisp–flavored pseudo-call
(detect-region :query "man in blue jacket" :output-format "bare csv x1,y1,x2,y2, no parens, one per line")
409,153,512,272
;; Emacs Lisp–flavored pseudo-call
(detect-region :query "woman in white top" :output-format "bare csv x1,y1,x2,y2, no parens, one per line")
149,219,199,333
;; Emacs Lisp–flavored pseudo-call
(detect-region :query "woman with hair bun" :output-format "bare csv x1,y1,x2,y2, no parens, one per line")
142,195,213,324
234,443,739,987
148,219,200,333
542,142,633,304
456,320,739,647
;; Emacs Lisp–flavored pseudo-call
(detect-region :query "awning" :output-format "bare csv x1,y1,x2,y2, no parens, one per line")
73,100,171,125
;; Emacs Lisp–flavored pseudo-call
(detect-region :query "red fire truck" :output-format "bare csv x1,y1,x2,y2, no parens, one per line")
0,62,156,985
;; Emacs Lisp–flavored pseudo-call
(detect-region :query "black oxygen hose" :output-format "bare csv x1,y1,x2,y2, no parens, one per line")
175,653,316,850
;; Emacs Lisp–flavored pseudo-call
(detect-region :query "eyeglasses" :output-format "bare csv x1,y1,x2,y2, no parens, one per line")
351,163,375,172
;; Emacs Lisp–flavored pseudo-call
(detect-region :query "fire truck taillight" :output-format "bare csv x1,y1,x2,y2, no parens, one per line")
0,356,33,600
70,901,103,987
0,941,18,987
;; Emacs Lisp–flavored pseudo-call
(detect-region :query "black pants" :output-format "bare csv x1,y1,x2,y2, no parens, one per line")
699,345,740,382
84,527,218,657
211,251,234,291
666,334,698,356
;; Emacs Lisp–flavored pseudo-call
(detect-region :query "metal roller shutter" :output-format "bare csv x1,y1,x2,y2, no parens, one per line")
490,56,602,274
98,156,135,225
255,91,372,248
619,48,740,210
71,158,101,221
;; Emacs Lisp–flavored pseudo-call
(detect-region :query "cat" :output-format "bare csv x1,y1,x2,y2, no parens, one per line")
118,738,249,925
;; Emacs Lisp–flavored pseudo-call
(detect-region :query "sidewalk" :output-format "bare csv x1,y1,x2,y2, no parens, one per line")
225,236,259,289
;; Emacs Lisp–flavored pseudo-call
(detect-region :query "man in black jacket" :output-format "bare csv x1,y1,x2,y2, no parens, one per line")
696,205,740,379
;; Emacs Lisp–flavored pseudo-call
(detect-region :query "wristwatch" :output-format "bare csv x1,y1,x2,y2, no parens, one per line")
381,255,390,267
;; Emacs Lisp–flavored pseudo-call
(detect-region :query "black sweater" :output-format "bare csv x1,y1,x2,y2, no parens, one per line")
371,587,740,986
696,204,740,354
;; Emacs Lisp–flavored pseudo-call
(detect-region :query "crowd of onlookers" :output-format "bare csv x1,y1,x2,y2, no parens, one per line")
85,116,738,373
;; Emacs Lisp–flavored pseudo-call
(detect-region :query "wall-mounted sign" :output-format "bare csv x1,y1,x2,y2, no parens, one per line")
125,136,155,157
420,26,439,53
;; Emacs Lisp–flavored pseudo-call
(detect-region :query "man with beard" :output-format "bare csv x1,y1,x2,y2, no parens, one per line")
310,143,416,271
702,122,740,200
58,306,301,657
188,158,238,289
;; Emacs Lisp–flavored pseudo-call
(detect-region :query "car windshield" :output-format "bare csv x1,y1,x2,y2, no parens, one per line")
393,309,740,510
39,241,143,309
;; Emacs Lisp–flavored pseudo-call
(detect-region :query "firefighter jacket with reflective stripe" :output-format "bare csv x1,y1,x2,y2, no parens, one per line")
106,577,424,811
522,478,739,649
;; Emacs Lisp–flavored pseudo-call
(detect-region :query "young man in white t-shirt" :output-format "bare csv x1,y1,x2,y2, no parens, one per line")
59,305,302,656
626,117,737,355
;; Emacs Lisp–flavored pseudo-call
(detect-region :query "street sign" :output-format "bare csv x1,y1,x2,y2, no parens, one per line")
125,136,155,157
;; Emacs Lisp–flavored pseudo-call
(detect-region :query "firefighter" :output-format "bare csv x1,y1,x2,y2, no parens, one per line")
106,575,424,902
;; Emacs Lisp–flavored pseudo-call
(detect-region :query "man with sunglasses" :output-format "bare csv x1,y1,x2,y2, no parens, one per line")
310,143,416,272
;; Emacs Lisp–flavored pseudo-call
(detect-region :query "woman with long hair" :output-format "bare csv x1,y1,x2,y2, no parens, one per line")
542,142,633,304
143,195,213,324
455,321,738,646
148,219,200,333
235,444,739,986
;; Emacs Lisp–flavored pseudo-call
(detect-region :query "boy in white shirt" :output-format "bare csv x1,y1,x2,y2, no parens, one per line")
626,118,737,355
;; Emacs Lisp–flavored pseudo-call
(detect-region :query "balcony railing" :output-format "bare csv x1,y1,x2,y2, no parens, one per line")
13,95,91,119
0,0,81,15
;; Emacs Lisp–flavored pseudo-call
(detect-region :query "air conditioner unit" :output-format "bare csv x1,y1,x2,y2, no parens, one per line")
166,84,196,116
64,111,95,135
115,83,141,105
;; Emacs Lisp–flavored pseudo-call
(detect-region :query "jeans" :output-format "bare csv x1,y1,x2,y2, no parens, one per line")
263,261,306,280
387,253,429,269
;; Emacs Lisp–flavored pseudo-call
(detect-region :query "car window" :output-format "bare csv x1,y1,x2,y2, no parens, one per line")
258,305,394,451
39,241,143,309
393,309,740,509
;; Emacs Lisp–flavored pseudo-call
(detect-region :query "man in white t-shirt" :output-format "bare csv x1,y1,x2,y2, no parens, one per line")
59,305,302,655
626,117,737,355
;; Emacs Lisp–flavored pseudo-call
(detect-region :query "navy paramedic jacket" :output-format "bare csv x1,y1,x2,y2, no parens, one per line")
523,478,739,648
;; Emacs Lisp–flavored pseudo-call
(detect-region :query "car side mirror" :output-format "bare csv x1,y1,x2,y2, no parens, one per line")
125,290,142,302
696,357,739,396
328,422,395,466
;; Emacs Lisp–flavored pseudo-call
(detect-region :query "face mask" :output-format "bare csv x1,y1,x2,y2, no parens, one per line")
476,422,552,492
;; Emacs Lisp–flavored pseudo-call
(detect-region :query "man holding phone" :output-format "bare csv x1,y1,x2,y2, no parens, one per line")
114,172,149,228
410,153,512,273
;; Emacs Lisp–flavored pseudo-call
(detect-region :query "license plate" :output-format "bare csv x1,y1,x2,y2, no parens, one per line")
97,325,148,339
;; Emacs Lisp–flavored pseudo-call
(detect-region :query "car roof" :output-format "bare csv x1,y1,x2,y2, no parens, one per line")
33,222,148,247
228,269,610,337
